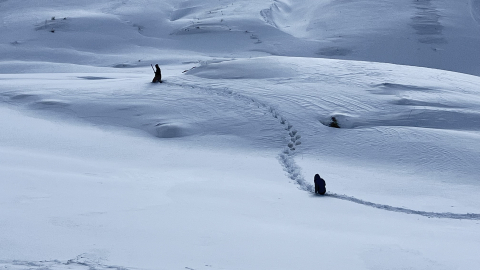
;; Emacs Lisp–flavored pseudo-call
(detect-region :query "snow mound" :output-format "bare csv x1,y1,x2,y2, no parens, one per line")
30,99,70,109
153,122,191,138
186,58,295,79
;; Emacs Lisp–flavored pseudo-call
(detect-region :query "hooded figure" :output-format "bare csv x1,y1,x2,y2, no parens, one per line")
152,64,162,83
314,174,326,195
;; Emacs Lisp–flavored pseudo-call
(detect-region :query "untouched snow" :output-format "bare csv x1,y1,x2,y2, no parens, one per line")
1,0,480,269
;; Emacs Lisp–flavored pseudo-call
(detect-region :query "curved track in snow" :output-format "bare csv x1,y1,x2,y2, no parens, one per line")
326,193,480,220
168,77,313,191
173,76,480,221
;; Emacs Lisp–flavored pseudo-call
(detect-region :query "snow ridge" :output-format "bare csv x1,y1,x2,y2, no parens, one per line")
169,78,313,191
326,193,480,220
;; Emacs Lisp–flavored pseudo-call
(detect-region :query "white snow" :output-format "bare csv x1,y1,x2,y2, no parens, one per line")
1,0,480,269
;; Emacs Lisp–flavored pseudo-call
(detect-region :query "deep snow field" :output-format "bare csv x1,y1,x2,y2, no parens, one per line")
1,0,480,269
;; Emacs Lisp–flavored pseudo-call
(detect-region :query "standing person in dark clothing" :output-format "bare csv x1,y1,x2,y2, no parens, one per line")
314,174,326,195
152,64,162,83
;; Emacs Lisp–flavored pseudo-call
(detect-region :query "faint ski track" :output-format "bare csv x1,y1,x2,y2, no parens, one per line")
326,193,480,220
170,76,480,221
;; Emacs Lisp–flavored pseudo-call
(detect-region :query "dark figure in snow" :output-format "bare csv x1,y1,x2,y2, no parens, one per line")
314,174,326,195
152,64,162,83
329,116,340,128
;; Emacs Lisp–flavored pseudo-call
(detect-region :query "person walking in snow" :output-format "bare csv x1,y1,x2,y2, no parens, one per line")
152,64,162,83
314,174,326,195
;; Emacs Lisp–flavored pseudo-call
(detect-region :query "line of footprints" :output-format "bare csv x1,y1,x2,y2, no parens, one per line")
288,129,301,151
274,111,301,152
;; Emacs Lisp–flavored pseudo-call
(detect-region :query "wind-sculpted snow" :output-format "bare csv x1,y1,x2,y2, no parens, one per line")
326,193,480,220
176,76,480,219
185,58,480,220
1,0,480,267
169,77,313,191
0,255,132,270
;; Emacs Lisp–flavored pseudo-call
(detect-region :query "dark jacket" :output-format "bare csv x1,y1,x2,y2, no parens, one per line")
152,65,162,83
314,174,326,194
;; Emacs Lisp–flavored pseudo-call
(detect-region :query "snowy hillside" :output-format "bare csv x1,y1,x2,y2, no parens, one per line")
1,0,479,75
1,0,480,270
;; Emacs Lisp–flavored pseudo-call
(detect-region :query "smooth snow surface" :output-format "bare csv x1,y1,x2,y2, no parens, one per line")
1,0,480,269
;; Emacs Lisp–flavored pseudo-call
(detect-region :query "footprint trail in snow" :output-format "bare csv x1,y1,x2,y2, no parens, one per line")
325,193,480,220
168,77,313,191
170,77,480,220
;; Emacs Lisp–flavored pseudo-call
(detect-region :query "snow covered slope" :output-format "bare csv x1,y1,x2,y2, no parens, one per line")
268,0,480,75
1,0,480,269
2,56,480,269
1,0,479,74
